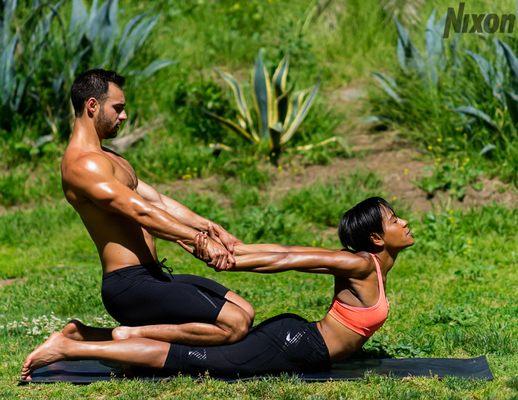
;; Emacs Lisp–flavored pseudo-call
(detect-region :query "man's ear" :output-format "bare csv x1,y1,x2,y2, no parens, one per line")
370,233,384,247
85,98,98,117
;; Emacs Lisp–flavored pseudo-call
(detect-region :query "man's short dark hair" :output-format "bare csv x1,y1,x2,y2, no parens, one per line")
71,69,125,117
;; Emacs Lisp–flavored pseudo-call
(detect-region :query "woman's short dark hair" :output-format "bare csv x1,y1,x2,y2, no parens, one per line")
338,197,394,253
71,69,125,117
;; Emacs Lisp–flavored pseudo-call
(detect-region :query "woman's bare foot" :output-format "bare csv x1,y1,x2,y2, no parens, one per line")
21,332,68,381
62,319,113,341
112,326,136,340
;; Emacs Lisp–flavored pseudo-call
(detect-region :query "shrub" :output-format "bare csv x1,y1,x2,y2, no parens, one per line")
370,10,518,182
206,49,319,165
0,0,172,142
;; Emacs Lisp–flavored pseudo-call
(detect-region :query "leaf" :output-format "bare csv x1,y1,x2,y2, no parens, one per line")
395,17,423,73
252,49,272,138
0,35,18,103
272,55,289,97
372,72,402,104
139,59,175,79
34,134,54,148
216,69,257,140
454,106,499,131
497,39,518,91
479,144,496,156
203,109,256,143
281,81,319,145
466,51,493,89
70,0,88,39
504,90,518,126
117,14,158,71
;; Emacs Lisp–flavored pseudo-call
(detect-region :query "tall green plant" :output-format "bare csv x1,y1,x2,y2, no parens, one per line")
40,0,173,137
373,10,449,99
454,40,518,138
0,0,30,124
206,49,319,165
0,0,172,140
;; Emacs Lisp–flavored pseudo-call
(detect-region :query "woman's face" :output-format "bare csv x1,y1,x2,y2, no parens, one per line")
379,206,414,250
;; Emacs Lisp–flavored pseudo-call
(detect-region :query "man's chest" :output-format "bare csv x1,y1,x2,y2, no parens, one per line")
104,151,138,189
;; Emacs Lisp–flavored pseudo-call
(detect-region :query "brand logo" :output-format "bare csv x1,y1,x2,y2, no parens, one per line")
443,2,516,38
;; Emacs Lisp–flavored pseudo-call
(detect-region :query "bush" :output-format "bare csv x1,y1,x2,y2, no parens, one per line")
370,11,518,182
0,0,172,141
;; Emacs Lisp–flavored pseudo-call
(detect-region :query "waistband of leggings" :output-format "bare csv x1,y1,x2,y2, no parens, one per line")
308,322,331,364
103,258,172,280
102,262,161,279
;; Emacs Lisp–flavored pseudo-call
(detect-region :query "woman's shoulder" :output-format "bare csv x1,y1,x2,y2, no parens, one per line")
331,250,374,278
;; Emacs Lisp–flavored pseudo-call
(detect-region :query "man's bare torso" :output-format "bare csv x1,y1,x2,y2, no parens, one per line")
61,145,157,273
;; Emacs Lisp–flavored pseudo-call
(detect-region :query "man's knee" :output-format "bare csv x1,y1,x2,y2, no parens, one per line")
224,291,255,325
241,302,255,326
218,306,251,343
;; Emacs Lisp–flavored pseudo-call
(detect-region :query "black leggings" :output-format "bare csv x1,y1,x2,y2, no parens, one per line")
163,314,331,377
101,263,230,326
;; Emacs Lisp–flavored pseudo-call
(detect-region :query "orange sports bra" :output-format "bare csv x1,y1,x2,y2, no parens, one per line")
328,253,389,337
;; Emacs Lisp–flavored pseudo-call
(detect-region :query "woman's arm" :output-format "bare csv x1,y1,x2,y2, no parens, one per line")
231,251,369,277
233,243,337,255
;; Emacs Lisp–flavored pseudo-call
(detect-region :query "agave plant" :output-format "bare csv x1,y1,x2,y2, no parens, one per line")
454,39,518,138
0,0,28,122
373,10,449,103
40,0,173,137
0,0,172,138
206,50,319,165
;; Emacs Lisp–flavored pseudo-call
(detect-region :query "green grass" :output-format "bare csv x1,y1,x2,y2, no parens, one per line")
0,171,517,399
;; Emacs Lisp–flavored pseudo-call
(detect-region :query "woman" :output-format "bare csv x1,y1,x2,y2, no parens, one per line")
21,197,414,380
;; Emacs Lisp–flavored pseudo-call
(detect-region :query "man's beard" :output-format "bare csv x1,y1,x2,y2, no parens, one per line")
95,109,119,139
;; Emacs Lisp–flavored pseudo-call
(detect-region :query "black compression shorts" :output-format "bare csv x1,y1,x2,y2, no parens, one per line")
101,261,230,326
163,313,331,377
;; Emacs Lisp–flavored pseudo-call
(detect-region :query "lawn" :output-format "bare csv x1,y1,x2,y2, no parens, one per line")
0,172,516,399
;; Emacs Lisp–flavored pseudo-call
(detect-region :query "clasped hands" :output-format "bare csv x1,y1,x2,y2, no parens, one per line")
178,223,240,270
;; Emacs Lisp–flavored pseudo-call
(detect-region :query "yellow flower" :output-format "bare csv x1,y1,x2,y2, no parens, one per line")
182,174,192,180
403,168,409,175
427,145,433,151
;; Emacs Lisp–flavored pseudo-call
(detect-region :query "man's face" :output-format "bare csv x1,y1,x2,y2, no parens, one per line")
94,83,127,139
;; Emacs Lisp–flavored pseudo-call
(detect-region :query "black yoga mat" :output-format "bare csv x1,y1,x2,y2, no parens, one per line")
19,356,493,384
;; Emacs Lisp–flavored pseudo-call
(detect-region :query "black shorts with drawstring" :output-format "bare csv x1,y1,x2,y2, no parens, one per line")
101,260,230,326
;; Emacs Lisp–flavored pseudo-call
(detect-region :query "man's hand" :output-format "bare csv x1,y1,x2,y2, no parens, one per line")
208,223,242,255
178,231,235,271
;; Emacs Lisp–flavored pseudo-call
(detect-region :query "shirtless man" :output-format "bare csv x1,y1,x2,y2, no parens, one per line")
59,69,254,346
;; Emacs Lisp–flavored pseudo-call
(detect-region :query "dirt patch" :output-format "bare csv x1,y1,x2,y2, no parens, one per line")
267,127,516,212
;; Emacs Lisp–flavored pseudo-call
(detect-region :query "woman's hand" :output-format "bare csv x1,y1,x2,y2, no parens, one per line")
208,223,242,255
178,232,235,271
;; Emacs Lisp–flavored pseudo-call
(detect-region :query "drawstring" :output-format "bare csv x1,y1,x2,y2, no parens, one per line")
158,257,174,277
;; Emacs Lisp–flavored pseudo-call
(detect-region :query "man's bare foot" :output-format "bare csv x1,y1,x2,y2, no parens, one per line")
21,332,68,381
62,319,113,341
112,326,136,340
62,319,88,341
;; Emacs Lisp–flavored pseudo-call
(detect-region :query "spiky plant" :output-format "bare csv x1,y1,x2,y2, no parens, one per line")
206,49,319,165
0,0,173,138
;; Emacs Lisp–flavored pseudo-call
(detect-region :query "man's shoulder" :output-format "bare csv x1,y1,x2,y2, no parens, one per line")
63,150,114,183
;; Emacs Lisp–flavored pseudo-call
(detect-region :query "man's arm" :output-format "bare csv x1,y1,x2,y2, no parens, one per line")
68,153,228,259
137,179,242,252
136,179,210,231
